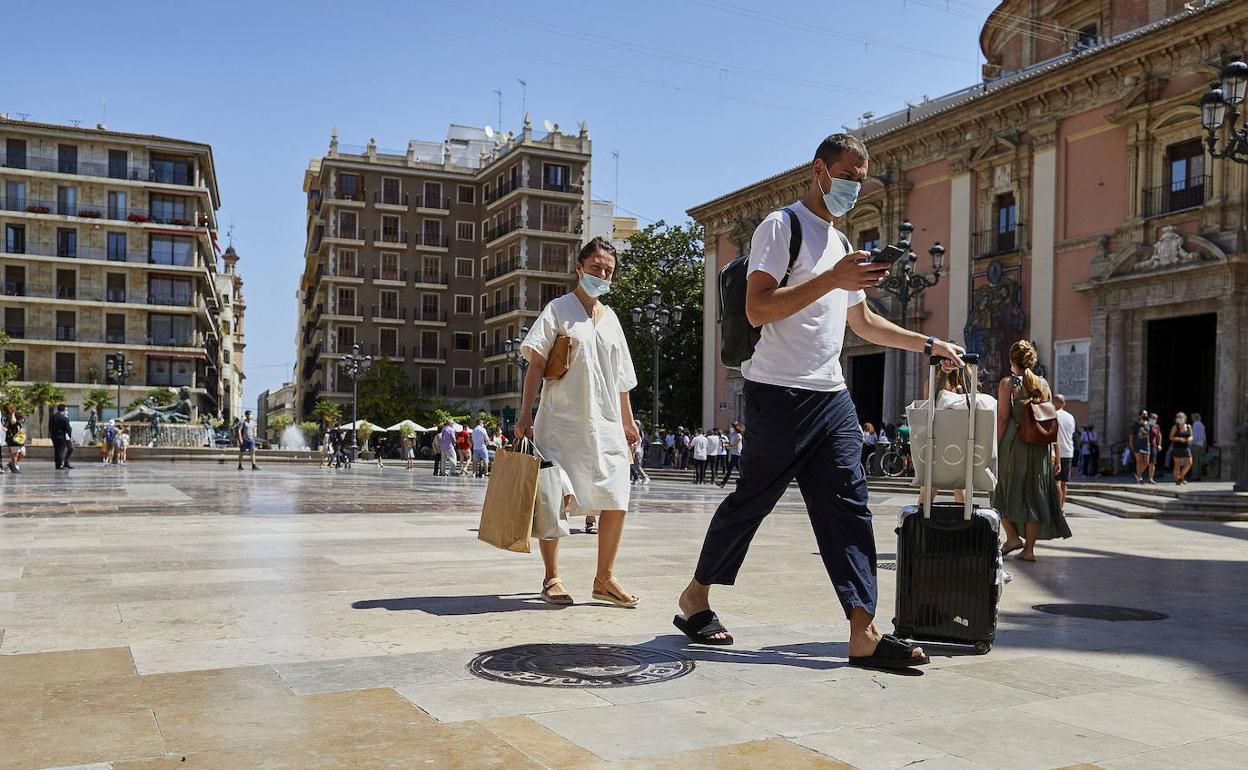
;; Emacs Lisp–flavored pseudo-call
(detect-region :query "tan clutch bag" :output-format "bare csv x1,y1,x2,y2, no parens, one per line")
543,335,574,380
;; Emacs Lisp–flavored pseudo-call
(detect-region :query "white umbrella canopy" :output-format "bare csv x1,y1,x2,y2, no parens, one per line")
341,420,385,431
386,419,429,433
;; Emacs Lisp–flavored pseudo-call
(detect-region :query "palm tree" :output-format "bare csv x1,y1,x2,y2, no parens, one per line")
311,399,343,427
23,381,65,439
83,388,112,418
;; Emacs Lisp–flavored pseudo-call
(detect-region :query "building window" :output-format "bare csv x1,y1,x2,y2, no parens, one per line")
335,286,356,316
419,330,439,359
993,192,1017,252
421,255,441,282
337,173,360,200
423,181,442,207
421,293,440,319
56,186,76,216
335,325,355,354
4,180,26,211
479,331,487,351
150,236,195,266
378,327,398,357
148,357,193,387
56,269,77,300
58,144,78,175
336,211,358,239
106,273,127,302
108,190,127,220
107,232,127,262
55,352,76,383
108,149,129,180
1076,24,1098,47
379,252,400,281
56,228,77,258
453,332,473,352
4,264,26,296
336,249,357,276
106,313,126,344
456,221,474,242
148,314,192,345
147,276,192,306
539,242,570,272
423,219,442,246
4,224,25,255
419,367,438,391
543,163,571,192
56,310,76,341
1161,138,1206,214
457,185,475,204
149,194,189,224
150,155,193,185
381,177,402,205
539,282,563,307
380,214,401,243
453,368,471,388
3,307,25,338
455,258,473,278
858,227,881,253
379,290,399,318
3,349,24,380
454,295,473,315
5,139,27,169
541,202,570,232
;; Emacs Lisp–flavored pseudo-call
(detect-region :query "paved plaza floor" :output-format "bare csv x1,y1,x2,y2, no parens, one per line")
2,463,1248,769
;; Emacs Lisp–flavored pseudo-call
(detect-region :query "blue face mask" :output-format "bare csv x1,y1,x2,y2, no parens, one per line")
579,271,612,298
817,171,861,217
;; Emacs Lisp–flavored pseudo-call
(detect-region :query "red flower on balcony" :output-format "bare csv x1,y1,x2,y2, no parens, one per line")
26,204,50,214
79,209,102,219
170,218,191,226
127,213,149,223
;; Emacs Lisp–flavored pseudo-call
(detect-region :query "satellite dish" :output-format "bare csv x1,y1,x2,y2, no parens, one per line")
483,125,494,139
543,119,555,132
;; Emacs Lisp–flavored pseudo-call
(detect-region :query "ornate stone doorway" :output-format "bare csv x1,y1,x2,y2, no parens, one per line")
1145,313,1217,444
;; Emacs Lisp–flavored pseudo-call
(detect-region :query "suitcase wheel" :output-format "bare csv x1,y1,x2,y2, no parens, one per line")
974,641,992,655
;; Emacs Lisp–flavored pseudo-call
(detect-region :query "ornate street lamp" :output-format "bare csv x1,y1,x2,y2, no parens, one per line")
107,351,134,419
503,325,529,433
1200,59,1248,163
631,289,683,464
874,219,945,418
338,343,372,461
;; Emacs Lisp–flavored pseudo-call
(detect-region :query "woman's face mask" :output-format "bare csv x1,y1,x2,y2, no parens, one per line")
577,267,612,298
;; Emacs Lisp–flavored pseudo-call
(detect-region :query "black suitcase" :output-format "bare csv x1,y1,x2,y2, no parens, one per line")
892,353,1003,654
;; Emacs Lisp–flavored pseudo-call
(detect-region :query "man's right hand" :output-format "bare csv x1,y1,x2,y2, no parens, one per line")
514,416,533,444
827,251,891,291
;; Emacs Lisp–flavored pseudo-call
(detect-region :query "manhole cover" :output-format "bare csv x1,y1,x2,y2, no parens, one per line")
878,561,897,571
467,643,695,688
1033,604,1169,622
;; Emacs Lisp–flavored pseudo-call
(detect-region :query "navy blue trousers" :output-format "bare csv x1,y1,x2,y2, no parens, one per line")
694,381,877,617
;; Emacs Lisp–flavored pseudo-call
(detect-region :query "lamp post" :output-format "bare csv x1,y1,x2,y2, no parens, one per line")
873,219,945,419
107,351,134,419
503,325,529,434
338,343,372,462
1200,59,1248,163
631,289,683,465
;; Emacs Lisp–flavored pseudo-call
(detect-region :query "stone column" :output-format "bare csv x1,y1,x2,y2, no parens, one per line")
882,348,899,424
702,236,718,431
1030,142,1058,371
948,168,973,341
1106,312,1127,450
1217,294,1241,480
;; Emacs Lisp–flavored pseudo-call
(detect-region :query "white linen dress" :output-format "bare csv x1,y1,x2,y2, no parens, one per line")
521,293,638,514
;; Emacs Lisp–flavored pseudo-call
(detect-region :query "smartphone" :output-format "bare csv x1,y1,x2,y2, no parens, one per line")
862,245,906,265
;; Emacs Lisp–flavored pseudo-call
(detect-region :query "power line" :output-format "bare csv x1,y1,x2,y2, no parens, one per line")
907,0,1078,44
687,0,981,64
426,0,903,100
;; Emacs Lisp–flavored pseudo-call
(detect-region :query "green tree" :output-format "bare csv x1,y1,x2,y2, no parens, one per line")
269,414,293,442
603,219,705,431
0,331,17,393
311,400,343,426
83,388,112,417
297,420,322,448
357,357,418,429
127,387,176,411
23,381,66,438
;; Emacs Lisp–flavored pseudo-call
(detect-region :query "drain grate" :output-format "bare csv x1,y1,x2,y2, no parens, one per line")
1033,603,1169,622
467,643,695,688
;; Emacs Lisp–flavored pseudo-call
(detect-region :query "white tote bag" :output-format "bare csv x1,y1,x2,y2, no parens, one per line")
907,390,999,492
532,444,576,540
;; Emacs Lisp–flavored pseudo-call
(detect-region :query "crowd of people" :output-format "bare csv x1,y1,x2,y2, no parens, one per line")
647,423,743,487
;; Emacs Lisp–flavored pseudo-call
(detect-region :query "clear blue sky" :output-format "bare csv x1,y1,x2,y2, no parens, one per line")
3,0,990,405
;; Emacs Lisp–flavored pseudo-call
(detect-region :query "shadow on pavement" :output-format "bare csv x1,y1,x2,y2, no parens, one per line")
352,594,564,614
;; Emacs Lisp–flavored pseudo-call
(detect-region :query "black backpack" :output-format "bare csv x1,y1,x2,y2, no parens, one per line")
717,208,802,368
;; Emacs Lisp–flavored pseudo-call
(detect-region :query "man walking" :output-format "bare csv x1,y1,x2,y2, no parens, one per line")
690,429,709,484
236,410,259,470
471,419,490,478
673,133,963,670
718,420,743,488
1190,412,1207,481
1148,411,1162,483
437,420,457,477
1129,410,1151,483
1053,394,1076,508
50,404,74,470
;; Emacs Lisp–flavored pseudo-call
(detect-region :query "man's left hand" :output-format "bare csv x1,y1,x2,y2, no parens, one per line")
931,339,966,371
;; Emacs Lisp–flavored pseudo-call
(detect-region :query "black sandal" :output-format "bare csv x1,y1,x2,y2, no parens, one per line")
849,634,929,670
673,609,734,646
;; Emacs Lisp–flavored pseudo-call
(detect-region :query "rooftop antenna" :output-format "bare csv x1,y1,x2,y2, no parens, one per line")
100,97,107,128
516,79,527,123
492,89,503,132
227,221,235,247
14,112,31,121
611,150,620,216
69,119,82,127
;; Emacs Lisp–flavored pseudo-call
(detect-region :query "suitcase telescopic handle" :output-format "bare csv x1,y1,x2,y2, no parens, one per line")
928,353,979,366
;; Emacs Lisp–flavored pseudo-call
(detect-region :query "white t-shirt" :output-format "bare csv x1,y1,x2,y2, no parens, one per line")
691,434,709,460
741,202,865,391
1055,409,1076,458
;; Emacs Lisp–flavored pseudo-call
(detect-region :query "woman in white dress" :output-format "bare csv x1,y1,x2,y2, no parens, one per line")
516,237,642,607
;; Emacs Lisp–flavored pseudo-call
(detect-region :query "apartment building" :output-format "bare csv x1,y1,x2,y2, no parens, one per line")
0,117,229,420
294,117,593,421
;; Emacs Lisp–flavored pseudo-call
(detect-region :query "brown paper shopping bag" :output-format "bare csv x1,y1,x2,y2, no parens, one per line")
477,444,540,552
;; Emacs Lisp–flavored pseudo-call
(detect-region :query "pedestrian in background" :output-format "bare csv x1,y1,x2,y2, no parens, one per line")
1053,394,1076,509
1078,423,1099,477
861,421,877,470
4,404,26,474
993,341,1071,562
1170,411,1193,485
1147,411,1162,484
471,419,490,478
1129,410,1151,483
102,419,117,464
719,420,743,488
117,427,130,465
50,403,74,471
437,421,456,477
235,409,259,471
1190,412,1207,480
690,428,709,484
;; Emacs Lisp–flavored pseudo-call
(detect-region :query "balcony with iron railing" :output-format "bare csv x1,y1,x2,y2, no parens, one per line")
3,324,24,338
373,190,409,207
368,343,406,359
414,193,450,211
411,270,449,286
1142,176,1210,219
482,379,520,396
481,342,509,358
0,238,201,267
326,222,364,241
484,257,521,281
534,217,581,236
372,227,409,246
483,218,521,243
5,326,202,347
372,303,407,320
411,345,447,361
371,266,407,282
0,154,197,186
482,295,542,319
484,177,521,204
484,178,584,208
417,231,449,248
325,301,360,317
330,188,367,203
412,307,448,323
972,225,1024,259
0,196,207,227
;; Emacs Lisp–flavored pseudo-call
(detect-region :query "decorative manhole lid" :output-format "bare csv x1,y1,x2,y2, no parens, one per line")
1033,603,1169,622
467,643,695,688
